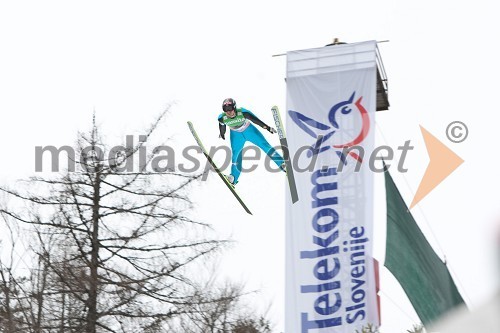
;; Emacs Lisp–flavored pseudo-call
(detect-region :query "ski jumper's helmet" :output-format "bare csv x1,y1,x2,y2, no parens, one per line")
222,98,236,112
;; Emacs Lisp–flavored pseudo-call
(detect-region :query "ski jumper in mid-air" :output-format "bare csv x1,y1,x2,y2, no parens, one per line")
218,98,285,185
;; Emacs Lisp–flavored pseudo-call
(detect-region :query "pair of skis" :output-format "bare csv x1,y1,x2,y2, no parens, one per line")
187,106,298,215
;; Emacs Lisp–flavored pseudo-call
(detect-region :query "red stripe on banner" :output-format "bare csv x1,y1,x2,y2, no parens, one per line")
374,258,381,325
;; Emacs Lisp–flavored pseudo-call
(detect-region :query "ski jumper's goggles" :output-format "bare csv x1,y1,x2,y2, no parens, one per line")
223,101,236,112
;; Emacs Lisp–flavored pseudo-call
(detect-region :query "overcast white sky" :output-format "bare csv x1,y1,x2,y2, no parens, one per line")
1,1,499,332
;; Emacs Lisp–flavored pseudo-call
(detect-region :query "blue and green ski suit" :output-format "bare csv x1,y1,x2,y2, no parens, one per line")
218,108,284,184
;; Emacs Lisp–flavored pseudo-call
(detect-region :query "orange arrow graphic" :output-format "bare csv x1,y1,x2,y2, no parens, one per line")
409,126,464,209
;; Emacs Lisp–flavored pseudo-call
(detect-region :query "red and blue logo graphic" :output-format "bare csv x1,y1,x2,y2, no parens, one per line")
288,91,370,164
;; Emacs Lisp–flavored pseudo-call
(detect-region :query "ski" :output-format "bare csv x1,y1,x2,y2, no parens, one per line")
271,105,299,203
187,121,252,215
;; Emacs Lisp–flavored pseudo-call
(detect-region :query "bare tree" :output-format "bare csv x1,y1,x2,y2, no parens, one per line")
171,279,272,333
0,214,35,333
0,108,229,332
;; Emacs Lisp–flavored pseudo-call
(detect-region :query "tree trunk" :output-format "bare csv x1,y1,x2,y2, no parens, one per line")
86,169,101,333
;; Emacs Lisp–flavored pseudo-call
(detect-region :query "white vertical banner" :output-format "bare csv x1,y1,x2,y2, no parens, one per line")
285,41,379,333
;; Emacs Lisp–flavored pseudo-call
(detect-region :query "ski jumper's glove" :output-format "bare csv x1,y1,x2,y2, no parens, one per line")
266,126,277,134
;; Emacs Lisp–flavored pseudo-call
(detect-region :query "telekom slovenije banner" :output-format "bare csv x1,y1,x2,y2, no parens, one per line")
285,41,380,332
